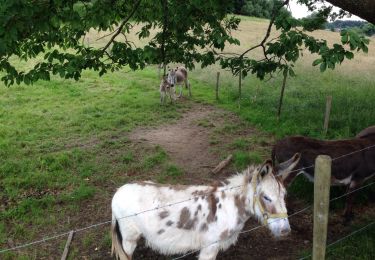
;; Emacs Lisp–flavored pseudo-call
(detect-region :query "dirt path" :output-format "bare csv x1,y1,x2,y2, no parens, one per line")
130,105,219,177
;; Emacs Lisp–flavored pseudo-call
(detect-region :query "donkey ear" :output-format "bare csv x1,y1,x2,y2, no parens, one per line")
275,153,300,179
259,159,273,179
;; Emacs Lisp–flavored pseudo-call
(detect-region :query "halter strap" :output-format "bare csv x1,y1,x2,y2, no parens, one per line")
251,171,288,226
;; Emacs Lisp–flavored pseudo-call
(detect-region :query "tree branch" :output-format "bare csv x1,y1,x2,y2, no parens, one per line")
240,0,290,59
101,0,142,54
325,0,375,24
160,0,168,76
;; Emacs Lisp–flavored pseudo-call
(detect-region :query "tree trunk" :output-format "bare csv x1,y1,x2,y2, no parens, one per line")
325,0,375,24
238,70,242,102
161,0,168,77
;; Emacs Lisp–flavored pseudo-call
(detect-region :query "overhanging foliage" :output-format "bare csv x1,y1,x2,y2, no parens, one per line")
0,0,371,86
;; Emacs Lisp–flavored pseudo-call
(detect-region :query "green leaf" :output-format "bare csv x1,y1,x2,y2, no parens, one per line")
320,62,326,72
341,34,348,44
312,59,323,66
289,68,296,77
345,52,354,60
362,44,368,53
349,37,357,49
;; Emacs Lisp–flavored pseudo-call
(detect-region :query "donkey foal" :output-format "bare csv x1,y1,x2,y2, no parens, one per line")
159,76,176,104
111,154,300,260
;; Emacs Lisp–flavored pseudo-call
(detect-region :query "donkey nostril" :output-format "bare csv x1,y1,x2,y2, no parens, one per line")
280,227,291,236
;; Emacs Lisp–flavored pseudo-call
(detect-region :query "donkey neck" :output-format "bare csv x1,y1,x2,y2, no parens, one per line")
223,169,257,222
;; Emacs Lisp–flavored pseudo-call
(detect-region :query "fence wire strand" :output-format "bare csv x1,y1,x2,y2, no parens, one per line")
171,180,375,260
1,144,375,255
299,221,375,260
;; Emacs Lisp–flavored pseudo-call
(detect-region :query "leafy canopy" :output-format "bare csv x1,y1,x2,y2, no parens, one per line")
0,0,371,86
0,0,239,85
220,0,370,79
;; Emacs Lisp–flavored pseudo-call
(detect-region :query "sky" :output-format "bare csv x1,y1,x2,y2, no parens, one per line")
288,0,364,21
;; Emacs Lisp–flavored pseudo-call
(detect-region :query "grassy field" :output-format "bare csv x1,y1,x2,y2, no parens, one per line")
1,15,375,259
0,68,194,258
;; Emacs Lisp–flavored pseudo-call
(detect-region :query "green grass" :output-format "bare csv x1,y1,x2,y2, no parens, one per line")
191,64,375,139
233,151,263,169
0,65,193,258
325,223,375,260
300,222,375,260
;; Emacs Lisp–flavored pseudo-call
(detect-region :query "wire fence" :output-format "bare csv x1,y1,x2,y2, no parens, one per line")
1,144,375,258
171,180,375,260
299,221,375,260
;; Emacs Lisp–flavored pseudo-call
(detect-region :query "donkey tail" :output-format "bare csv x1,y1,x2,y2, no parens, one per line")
111,214,128,260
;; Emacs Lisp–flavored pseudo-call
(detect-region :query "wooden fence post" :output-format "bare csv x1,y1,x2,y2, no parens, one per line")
323,96,332,136
216,72,220,101
61,231,74,260
313,155,332,260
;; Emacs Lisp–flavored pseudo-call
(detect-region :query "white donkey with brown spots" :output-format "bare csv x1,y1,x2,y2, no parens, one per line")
111,153,300,260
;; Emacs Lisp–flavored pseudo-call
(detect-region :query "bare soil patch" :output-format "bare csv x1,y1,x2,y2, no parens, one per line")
130,105,221,178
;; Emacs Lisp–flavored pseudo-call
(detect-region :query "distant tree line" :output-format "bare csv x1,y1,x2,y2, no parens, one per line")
231,0,291,19
326,20,375,36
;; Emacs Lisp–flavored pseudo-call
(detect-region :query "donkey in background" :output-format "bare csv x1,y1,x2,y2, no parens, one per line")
159,75,176,104
167,66,191,98
272,126,375,222
111,154,300,260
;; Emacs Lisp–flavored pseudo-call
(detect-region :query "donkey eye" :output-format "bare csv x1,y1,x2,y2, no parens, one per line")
263,195,272,202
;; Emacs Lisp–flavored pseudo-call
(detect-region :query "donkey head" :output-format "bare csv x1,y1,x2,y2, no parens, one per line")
160,76,171,91
167,68,177,87
251,153,300,238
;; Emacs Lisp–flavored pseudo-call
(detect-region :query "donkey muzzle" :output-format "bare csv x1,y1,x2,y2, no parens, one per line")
268,217,291,238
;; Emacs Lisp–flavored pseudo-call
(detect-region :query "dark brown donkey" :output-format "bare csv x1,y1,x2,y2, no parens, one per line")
356,125,375,140
272,127,375,222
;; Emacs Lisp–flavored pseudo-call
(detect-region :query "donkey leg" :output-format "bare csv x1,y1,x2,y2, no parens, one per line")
198,245,219,260
121,239,139,260
119,221,141,260
169,90,174,104
343,180,361,223
172,88,177,101
187,80,192,97
177,85,182,98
